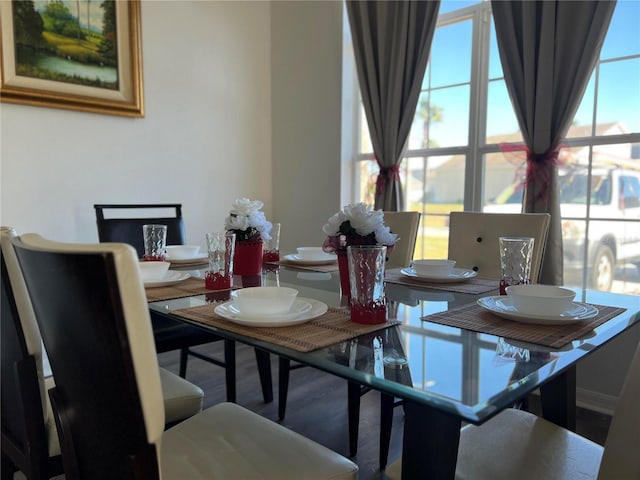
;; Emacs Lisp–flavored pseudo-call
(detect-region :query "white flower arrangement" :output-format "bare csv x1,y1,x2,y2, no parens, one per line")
322,202,398,251
225,198,272,242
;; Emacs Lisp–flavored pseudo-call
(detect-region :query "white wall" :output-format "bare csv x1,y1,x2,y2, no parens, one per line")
1,0,272,251
270,0,345,253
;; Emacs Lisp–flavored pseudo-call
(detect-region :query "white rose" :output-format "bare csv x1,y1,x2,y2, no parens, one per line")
231,198,264,216
344,203,381,235
322,211,346,236
249,211,272,241
374,224,398,245
225,214,249,231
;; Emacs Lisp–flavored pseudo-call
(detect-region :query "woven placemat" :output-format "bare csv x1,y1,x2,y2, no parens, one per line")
421,302,626,348
272,259,339,273
145,277,214,302
385,268,498,295
171,304,400,352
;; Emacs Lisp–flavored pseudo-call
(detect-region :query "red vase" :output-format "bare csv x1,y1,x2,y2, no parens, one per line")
234,239,263,276
337,250,351,298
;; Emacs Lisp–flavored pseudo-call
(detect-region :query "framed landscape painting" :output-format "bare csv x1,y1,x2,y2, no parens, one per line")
0,0,143,117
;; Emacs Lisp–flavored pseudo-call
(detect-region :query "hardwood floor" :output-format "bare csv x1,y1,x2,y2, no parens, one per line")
17,341,611,479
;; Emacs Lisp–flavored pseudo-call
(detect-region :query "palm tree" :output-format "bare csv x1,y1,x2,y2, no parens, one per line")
418,97,443,149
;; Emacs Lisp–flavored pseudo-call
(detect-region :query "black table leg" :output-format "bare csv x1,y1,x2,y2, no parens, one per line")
539,365,576,431
255,348,274,403
402,401,461,479
224,339,236,402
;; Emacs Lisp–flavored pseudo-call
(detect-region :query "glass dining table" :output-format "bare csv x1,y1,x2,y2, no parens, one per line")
148,264,640,479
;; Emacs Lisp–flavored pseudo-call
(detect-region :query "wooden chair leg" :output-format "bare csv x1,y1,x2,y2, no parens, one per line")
224,339,236,402
178,347,189,378
347,382,361,457
278,357,291,420
254,348,273,404
379,393,395,470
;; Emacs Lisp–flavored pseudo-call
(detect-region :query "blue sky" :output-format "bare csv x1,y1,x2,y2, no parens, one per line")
415,0,640,147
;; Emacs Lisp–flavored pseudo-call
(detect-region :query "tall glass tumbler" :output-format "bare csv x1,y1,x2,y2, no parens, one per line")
205,232,235,290
142,224,167,261
263,222,281,263
499,236,534,295
348,245,387,324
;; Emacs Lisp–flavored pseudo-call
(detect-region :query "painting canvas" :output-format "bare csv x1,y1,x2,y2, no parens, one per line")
0,0,143,117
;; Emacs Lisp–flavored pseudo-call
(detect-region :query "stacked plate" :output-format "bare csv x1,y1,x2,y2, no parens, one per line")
140,261,190,288
215,297,328,327
477,295,598,325
400,266,477,283
144,271,191,288
165,245,208,264
283,246,337,265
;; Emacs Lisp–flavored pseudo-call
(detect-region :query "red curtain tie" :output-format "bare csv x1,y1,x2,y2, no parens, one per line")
499,143,563,204
376,163,400,194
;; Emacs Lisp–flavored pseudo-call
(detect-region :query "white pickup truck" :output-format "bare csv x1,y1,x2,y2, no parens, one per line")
485,165,640,291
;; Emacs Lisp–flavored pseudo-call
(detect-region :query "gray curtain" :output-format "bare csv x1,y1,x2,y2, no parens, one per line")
346,0,440,211
491,0,615,285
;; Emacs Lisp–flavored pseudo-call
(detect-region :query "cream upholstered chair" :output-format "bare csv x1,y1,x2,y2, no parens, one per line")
386,338,640,479
383,211,421,268
447,212,551,282
11,233,358,480
0,228,204,480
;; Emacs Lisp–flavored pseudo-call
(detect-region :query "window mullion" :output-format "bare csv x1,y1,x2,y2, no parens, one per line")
464,4,490,212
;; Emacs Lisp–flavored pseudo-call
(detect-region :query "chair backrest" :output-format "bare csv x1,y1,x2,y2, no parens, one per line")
1,227,51,476
597,338,640,479
383,211,421,269
12,234,165,480
94,204,186,258
447,212,551,282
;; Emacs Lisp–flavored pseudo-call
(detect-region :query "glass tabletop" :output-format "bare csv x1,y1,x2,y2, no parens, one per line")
149,265,640,425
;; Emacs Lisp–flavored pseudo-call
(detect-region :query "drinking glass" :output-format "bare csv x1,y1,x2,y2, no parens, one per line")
499,236,534,295
205,232,235,290
142,224,167,261
347,245,387,324
263,223,281,263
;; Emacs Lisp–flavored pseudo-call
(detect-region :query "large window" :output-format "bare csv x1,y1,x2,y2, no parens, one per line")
352,0,640,293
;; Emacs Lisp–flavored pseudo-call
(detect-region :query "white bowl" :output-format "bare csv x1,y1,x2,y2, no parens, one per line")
139,261,170,281
506,284,576,315
412,259,456,276
166,245,201,260
233,287,299,316
296,247,333,261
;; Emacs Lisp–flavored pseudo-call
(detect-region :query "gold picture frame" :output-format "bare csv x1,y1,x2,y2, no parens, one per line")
0,0,143,117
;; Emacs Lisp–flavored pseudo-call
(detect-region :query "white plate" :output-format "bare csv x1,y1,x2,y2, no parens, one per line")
400,267,478,283
144,271,191,288
166,255,208,264
283,253,337,265
215,297,328,327
477,296,599,325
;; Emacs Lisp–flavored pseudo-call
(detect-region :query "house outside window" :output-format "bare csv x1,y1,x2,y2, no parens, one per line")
351,0,640,294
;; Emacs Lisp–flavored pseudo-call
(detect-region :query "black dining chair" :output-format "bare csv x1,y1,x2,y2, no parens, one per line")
10,233,358,480
1,228,63,480
93,204,273,403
